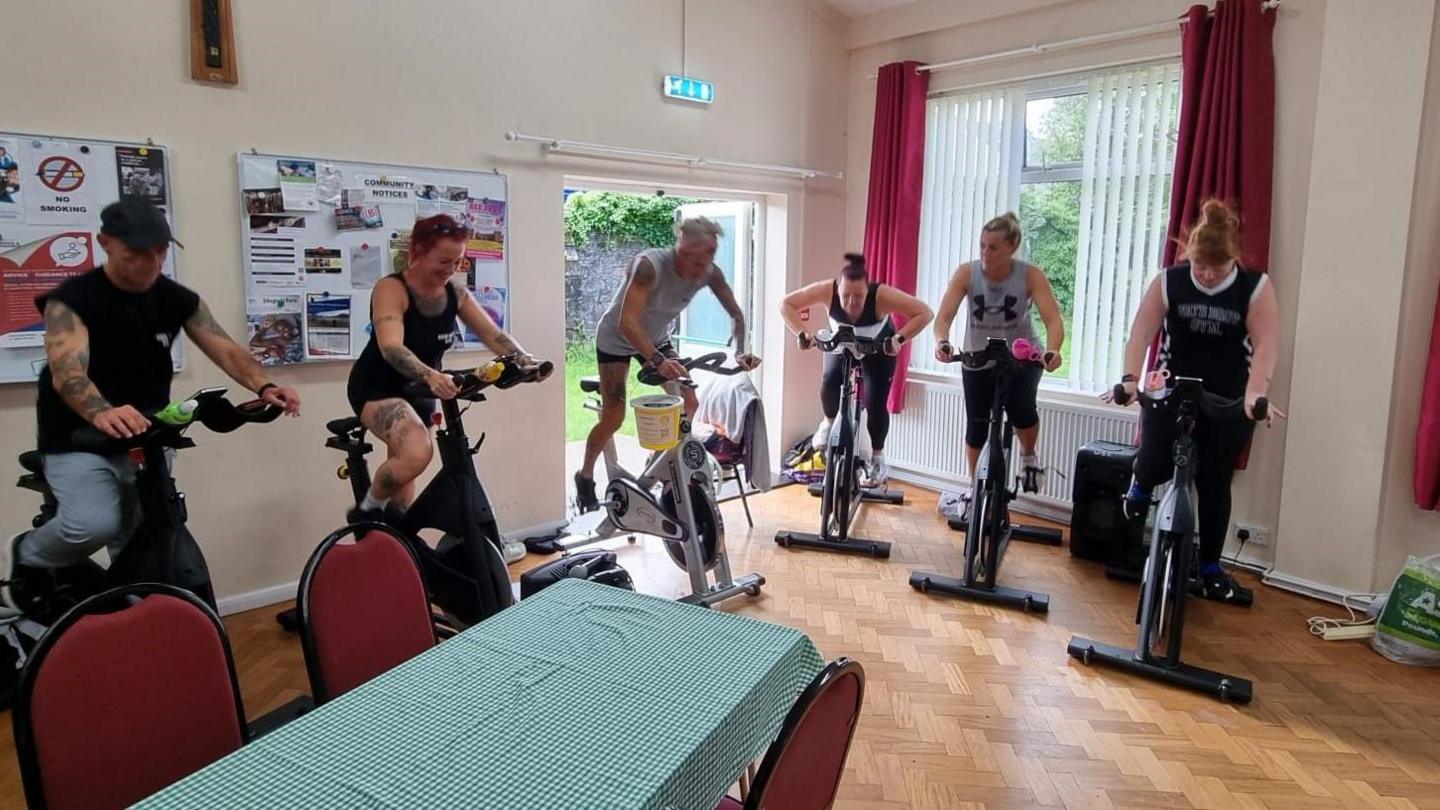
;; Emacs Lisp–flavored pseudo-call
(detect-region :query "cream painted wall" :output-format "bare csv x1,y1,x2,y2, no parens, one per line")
842,0,1326,573
1274,0,1436,596
1375,10,1440,589
0,0,848,604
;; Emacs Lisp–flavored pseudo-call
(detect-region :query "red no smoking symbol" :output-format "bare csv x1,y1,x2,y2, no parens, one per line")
37,156,85,193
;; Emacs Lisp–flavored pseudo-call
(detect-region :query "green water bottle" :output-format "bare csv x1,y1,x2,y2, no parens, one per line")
154,398,199,426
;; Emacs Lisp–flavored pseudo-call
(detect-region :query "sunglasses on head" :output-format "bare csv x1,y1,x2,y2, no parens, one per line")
433,220,471,238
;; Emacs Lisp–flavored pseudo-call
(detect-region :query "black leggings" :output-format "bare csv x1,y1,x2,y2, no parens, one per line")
1132,405,1254,565
961,364,1042,448
820,352,897,451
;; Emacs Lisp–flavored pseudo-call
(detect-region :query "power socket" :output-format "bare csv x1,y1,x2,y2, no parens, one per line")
1235,523,1270,546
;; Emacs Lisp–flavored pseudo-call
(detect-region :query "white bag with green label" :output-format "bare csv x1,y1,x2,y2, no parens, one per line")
1372,553,1440,666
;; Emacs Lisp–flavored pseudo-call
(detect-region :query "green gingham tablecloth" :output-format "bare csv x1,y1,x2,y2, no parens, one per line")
134,578,824,810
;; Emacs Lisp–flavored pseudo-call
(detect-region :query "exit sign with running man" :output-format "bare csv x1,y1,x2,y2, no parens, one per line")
663,75,714,104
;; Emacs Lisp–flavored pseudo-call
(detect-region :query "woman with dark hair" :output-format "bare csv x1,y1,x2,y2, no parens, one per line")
779,253,933,486
345,214,549,555
934,212,1066,497
1108,199,1283,604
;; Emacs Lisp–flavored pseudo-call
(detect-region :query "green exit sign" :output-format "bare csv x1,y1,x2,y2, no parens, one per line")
663,75,714,104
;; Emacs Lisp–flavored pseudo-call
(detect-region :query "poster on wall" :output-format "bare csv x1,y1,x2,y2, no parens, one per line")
22,140,101,227
114,146,168,206
466,199,505,259
237,152,509,364
0,137,22,220
0,232,96,347
305,293,352,358
277,159,318,211
0,132,183,385
246,294,304,366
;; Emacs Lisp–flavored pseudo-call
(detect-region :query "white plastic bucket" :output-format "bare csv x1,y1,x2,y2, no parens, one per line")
631,394,683,450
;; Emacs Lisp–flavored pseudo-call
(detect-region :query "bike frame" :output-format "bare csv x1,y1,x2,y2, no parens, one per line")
775,331,901,558
566,370,764,608
1067,377,1255,703
909,338,1057,612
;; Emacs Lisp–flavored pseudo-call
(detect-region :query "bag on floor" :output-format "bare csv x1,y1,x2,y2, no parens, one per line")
519,550,634,599
1372,553,1440,666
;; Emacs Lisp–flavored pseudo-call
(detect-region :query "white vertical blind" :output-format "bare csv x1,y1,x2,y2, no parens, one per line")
913,87,1023,376
1068,63,1181,391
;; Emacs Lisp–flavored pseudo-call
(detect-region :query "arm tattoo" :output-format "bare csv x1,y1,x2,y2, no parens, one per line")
44,302,111,419
489,332,523,356
381,344,434,380
189,301,233,341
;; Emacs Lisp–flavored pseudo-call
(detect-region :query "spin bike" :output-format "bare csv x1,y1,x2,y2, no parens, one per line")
563,352,765,608
280,355,551,633
909,337,1061,612
1067,376,1266,703
8,388,280,622
774,326,902,558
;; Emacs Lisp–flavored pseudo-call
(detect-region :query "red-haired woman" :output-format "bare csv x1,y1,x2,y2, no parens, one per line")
345,214,548,539
1109,199,1283,604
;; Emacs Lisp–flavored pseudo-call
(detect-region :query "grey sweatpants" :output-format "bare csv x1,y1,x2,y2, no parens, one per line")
19,452,147,569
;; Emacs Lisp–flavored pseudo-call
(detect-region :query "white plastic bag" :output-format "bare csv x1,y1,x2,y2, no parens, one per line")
1372,553,1440,666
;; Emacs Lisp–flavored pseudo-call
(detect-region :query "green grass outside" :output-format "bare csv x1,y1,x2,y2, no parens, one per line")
567,342,674,442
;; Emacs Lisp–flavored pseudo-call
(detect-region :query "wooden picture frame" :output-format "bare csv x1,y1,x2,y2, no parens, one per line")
189,0,238,84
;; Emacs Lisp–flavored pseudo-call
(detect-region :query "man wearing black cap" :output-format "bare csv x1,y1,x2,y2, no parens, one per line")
1,199,301,612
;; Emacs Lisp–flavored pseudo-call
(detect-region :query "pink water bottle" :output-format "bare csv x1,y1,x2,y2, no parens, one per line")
1011,338,1043,363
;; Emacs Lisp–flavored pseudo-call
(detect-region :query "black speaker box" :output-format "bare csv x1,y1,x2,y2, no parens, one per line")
1069,440,1137,562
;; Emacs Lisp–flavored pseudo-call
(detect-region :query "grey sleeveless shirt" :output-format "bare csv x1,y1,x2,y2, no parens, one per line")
963,258,1038,351
595,247,712,355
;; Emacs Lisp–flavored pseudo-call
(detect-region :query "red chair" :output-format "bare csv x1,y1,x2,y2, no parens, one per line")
718,657,866,810
298,523,437,704
12,584,249,810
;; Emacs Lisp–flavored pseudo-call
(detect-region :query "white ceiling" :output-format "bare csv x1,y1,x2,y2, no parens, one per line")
823,0,921,18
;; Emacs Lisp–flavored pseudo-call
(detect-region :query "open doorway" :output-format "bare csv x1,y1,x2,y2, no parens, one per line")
562,180,761,509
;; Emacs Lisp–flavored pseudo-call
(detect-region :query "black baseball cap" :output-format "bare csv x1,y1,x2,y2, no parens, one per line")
99,198,184,250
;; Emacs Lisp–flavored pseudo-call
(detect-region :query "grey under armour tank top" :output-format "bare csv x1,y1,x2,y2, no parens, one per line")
962,258,1038,352
595,247,712,355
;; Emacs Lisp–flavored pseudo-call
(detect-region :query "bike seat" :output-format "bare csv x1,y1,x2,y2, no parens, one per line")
18,451,43,475
326,417,364,438
579,376,601,394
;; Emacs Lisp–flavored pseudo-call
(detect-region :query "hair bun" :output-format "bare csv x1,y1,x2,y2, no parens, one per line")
1201,199,1238,228
843,252,865,267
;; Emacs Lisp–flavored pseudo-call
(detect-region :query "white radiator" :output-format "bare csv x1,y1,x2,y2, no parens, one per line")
887,377,1138,520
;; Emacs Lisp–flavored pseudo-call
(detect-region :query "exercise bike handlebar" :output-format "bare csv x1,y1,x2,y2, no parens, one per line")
1112,376,1268,422
67,388,283,454
812,327,887,358
635,351,746,387
402,354,554,400
937,336,1044,372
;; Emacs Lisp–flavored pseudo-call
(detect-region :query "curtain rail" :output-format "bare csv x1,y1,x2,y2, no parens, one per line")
502,132,843,180
868,1,1278,79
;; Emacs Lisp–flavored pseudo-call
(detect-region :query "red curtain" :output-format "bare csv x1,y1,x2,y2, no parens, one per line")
1415,288,1440,508
1164,0,1276,269
862,61,929,412
1160,0,1276,468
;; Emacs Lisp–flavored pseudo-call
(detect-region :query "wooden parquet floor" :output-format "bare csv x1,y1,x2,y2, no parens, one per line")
2,482,1437,809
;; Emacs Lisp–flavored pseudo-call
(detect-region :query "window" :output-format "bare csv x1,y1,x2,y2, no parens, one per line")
915,62,1182,393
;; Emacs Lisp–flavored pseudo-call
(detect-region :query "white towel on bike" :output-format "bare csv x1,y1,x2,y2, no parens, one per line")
696,373,772,492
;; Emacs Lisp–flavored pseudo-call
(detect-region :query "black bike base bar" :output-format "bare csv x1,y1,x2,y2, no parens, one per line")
807,482,905,504
1066,637,1254,704
908,571,1050,613
774,530,891,558
946,516,1063,546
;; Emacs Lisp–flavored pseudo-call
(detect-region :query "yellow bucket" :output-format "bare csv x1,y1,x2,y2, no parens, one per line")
631,394,684,451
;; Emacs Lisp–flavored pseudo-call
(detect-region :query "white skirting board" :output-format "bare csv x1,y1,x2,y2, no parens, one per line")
217,581,299,617
212,517,574,617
